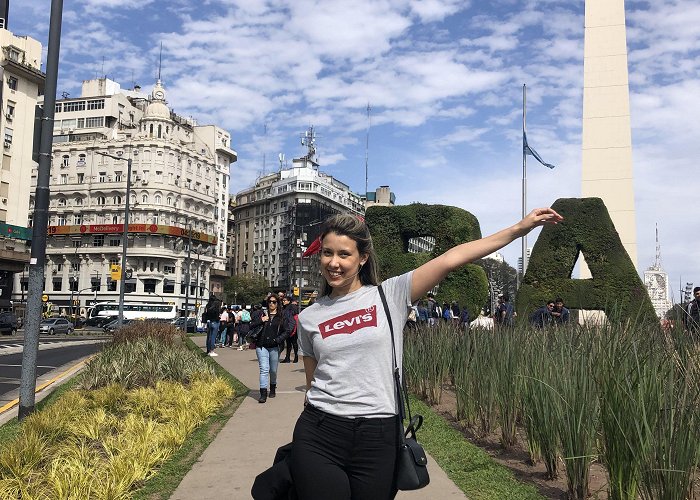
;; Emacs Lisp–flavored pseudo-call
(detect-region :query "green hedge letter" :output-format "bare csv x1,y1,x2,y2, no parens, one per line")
516,197,655,323
365,203,488,319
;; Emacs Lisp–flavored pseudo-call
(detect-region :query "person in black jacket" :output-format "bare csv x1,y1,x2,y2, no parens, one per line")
280,296,299,364
251,296,294,403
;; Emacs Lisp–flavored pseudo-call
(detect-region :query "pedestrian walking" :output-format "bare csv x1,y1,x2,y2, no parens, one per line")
202,293,222,357
280,296,299,363
291,207,562,499
250,296,294,403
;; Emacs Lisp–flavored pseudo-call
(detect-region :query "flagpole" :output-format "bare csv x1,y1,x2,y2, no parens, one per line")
520,84,527,288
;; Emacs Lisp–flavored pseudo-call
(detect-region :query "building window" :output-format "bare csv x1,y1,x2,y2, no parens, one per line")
77,173,84,184
93,235,104,247
107,279,117,291
61,155,69,167
87,99,105,110
7,76,18,90
142,194,148,203
115,171,122,182
99,172,106,182
75,197,83,206
4,127,12,143
58,215,66,225
144,279,157,293
71,261,80,272
58,198,66,207
60,174,68,184
125,281,136,293
154,194,161,204
113,195,122,204
109,238,121,247
163,280,174,294
74,214,83,224
97,196,106,205
52,280,62,292
63,101,85,112
164,265,175,274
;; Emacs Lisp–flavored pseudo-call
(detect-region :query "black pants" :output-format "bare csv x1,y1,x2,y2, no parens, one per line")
283,335,298,360
290,404,398,500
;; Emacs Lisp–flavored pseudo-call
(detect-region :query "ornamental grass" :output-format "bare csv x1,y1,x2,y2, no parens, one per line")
0,323,233,499
404,319,700,500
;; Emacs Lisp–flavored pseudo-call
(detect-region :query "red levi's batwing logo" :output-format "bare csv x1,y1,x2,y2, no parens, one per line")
319,306,377,339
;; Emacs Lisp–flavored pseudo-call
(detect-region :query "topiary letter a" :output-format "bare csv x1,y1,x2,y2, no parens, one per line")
516,198,655,323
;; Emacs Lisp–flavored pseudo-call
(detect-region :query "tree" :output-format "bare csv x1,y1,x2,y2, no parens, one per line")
476,257,517,314
224,273,269,306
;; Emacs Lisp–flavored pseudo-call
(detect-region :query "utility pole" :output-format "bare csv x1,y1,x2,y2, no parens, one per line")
184,220,192,318
19,0,64,420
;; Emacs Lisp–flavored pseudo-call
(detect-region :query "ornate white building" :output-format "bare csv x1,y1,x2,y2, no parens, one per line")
643,226,672,318
17,77,236,316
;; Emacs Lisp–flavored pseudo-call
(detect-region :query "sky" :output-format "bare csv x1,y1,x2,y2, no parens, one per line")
11,0,700,301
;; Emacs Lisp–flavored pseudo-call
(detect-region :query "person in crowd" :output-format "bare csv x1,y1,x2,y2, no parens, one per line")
202,293,222,357
470,309,494,330
459,306,470,330
426,292,439,326
551,297,570,324
684,286,700,337
416,300,428,323
530,300,555,328
250,295,294,403
280,296,300,363
291,207,562,499
451,301,461,324
218,305,229,348
498,293,515,328
224,305,236,347
441,302,452,322
237,304,252,350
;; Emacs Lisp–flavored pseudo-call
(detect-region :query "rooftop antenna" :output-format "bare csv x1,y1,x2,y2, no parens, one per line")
278,153,285,172
653,223,662,270
101,56,105,78
262,122,268,176
365,103,371,196
300,126,317,167
157,42,163,81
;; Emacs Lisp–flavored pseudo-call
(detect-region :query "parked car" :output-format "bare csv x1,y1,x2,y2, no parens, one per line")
0,312,19,335
172,317,197,333
102,318,132,334
84,315,118,328
39,318,74,335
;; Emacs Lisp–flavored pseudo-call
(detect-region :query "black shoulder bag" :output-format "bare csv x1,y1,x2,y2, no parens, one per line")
378,285,430,490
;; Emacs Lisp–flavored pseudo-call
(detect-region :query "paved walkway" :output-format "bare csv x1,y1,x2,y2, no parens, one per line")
172,338,466,499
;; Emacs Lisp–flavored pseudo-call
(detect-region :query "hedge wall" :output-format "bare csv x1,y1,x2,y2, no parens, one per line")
365,203,488,320
516,197,656,323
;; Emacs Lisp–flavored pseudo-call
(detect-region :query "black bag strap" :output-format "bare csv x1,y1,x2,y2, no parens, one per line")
378,284,419,432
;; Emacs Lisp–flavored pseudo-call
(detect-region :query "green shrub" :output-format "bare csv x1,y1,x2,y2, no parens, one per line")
365,203,488,320
80,336,214,390
112,321,183,345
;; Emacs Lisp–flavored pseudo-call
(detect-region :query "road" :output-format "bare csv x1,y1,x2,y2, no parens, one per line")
0,334,108,408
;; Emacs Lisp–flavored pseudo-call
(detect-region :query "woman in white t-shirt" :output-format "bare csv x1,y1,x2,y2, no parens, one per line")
291,208,562,499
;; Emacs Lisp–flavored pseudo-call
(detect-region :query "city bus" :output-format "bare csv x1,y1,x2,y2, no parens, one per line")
86,301,177,325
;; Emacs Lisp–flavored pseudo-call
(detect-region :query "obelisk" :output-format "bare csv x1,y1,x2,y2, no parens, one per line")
581,0,637,275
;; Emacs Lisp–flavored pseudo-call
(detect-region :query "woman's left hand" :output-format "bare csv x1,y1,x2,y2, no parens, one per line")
515,207,563,236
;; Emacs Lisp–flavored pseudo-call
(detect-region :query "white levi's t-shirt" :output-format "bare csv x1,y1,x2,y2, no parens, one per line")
297,271,413,418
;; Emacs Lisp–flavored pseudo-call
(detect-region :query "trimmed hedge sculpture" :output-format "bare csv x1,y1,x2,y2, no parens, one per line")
516,197,655,324
365,203,488,320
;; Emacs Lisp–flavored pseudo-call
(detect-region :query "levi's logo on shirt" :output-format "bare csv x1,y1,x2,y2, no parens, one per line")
319,306,377,339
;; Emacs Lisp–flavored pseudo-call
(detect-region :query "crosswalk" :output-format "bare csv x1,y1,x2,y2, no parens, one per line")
0,342,59,351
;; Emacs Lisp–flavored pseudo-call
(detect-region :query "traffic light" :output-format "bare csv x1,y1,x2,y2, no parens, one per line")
110,265,122,281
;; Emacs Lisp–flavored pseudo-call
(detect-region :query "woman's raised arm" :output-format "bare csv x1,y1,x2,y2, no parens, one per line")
410,207,563,302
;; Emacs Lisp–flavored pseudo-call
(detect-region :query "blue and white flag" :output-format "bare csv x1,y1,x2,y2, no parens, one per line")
523,132,556,169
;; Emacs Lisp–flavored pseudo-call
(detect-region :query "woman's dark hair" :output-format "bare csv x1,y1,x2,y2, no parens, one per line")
318,214,379,297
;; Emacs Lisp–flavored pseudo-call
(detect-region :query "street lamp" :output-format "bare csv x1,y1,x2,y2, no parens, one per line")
95,149,134,325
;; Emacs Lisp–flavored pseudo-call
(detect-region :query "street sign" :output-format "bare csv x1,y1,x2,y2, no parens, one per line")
293,287,300,297
41,294,49,302
110,265,121,281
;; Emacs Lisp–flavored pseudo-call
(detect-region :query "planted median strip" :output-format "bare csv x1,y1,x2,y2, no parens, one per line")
0,322,246,499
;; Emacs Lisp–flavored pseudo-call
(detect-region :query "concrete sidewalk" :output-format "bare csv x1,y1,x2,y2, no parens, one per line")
171,338,466,499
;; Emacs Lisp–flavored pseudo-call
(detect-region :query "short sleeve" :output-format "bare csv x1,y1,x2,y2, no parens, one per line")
297,310,315,358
